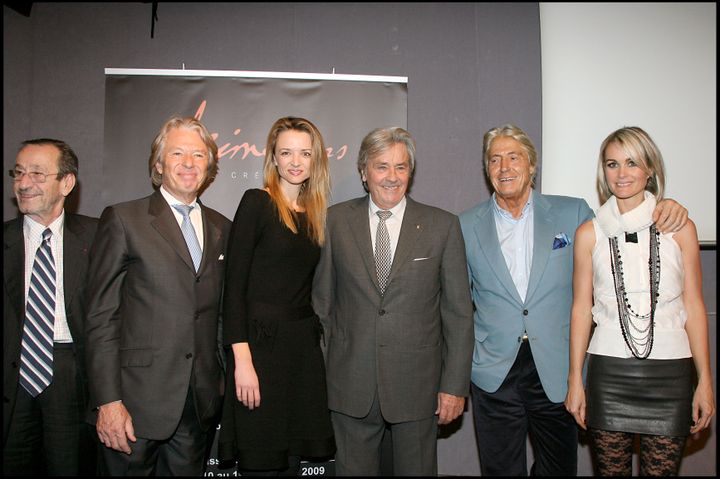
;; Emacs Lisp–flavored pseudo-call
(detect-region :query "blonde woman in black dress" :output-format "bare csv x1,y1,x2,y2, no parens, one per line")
218,117,335,475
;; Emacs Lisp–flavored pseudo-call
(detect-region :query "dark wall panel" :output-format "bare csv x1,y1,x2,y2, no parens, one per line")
4,2,542,220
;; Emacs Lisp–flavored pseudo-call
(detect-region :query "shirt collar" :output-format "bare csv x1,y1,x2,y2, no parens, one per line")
491,191,533,222
368,195,407,218
160,185,199,209
24,210,65,239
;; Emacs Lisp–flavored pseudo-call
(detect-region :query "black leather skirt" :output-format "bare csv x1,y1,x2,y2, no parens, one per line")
586,354,693,436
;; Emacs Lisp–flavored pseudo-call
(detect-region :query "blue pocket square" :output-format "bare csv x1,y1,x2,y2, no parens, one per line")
552,233,570,250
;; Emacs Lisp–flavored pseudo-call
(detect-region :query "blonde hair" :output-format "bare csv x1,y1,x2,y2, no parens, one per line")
263,117,330,245
596,126,665,204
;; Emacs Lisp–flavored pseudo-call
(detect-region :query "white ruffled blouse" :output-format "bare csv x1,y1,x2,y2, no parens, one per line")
587,191,691,359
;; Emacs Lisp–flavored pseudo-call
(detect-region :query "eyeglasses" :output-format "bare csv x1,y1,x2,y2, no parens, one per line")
9,169,61,183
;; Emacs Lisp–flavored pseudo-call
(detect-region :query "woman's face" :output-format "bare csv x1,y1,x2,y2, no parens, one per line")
274,129,312,187
603,141,649,204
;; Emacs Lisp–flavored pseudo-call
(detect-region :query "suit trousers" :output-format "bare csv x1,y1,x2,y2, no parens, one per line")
101,386,207,476
471,341,578,476
331,391,438,476
3,344,94,476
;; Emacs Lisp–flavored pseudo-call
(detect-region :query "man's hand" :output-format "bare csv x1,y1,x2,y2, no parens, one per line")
653,199,688,234
96,401,136,454
436,392,465,425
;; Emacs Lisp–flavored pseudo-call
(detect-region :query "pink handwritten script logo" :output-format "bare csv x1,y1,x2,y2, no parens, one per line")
194,100,348,161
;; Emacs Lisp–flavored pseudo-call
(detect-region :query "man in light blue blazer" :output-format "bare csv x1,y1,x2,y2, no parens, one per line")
459,124,687,476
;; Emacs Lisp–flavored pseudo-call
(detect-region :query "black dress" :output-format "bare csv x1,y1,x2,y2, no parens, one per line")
218,189,335,470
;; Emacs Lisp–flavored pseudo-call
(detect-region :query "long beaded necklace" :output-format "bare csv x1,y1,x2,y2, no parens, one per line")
608,224,661,359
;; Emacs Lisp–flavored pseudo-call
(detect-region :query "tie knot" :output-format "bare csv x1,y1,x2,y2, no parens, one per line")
376,210,392,221
42,228,52,243
173,204,194,218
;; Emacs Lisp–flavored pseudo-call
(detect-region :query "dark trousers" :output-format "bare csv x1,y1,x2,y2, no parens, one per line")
471,341,578,476
3,344,96,476
101,386,207,476
238,456,301,476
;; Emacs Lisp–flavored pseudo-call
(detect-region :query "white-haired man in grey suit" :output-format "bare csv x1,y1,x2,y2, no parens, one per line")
313,126,474,476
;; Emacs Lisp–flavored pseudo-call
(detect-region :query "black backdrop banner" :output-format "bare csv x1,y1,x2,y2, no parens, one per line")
103,69,408,219
103,69,408,476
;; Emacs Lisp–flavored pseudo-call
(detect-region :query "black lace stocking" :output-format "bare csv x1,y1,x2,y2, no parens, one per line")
590,428,686,476
638,434,686,476
590,429,633,476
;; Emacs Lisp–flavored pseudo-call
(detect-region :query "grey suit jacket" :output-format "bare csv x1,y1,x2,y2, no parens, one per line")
459,192,594,402
3,213,98,445
312,195,474,423
84,190,230,440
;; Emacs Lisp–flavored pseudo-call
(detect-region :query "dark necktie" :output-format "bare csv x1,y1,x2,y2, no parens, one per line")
20,228,56,397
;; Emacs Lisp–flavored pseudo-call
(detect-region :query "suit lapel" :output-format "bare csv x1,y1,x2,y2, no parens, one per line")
473,201,524,306
525,193,555,304
4,217,26,323
389,197,423,280
345,196,380,292
62,214,94,342
148,191,196,272
198,203,221,273
62,215,88,311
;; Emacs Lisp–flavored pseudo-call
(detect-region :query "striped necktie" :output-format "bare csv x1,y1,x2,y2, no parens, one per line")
173,204,202,272
20,228,56,397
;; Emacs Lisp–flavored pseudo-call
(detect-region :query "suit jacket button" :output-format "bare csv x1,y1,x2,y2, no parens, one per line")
195,276,200,283
378,309,386,316
523,309,529,316
186,353,193,359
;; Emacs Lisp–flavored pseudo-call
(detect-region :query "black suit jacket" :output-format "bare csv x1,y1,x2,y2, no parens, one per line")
84,191,231,440
3,213,98,445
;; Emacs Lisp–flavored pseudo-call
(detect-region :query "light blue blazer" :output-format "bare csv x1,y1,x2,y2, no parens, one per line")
459,191,593,403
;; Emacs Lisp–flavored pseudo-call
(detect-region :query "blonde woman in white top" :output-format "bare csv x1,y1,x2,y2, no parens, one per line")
565,126,714,476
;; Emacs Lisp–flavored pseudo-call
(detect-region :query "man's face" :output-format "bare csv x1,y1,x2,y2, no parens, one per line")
487,136,534,204
361,143,411,210
13,144,74,226
155,127,209,204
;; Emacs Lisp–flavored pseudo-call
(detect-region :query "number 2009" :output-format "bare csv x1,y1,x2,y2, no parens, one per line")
300,465,325,475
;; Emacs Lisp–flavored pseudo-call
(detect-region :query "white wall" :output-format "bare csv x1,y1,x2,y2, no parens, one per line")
540,5,716,477
540,2,716,243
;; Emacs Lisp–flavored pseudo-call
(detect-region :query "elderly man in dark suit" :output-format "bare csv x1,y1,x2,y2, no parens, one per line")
312,127,474,476
85,116,231,476
4,139,98,475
